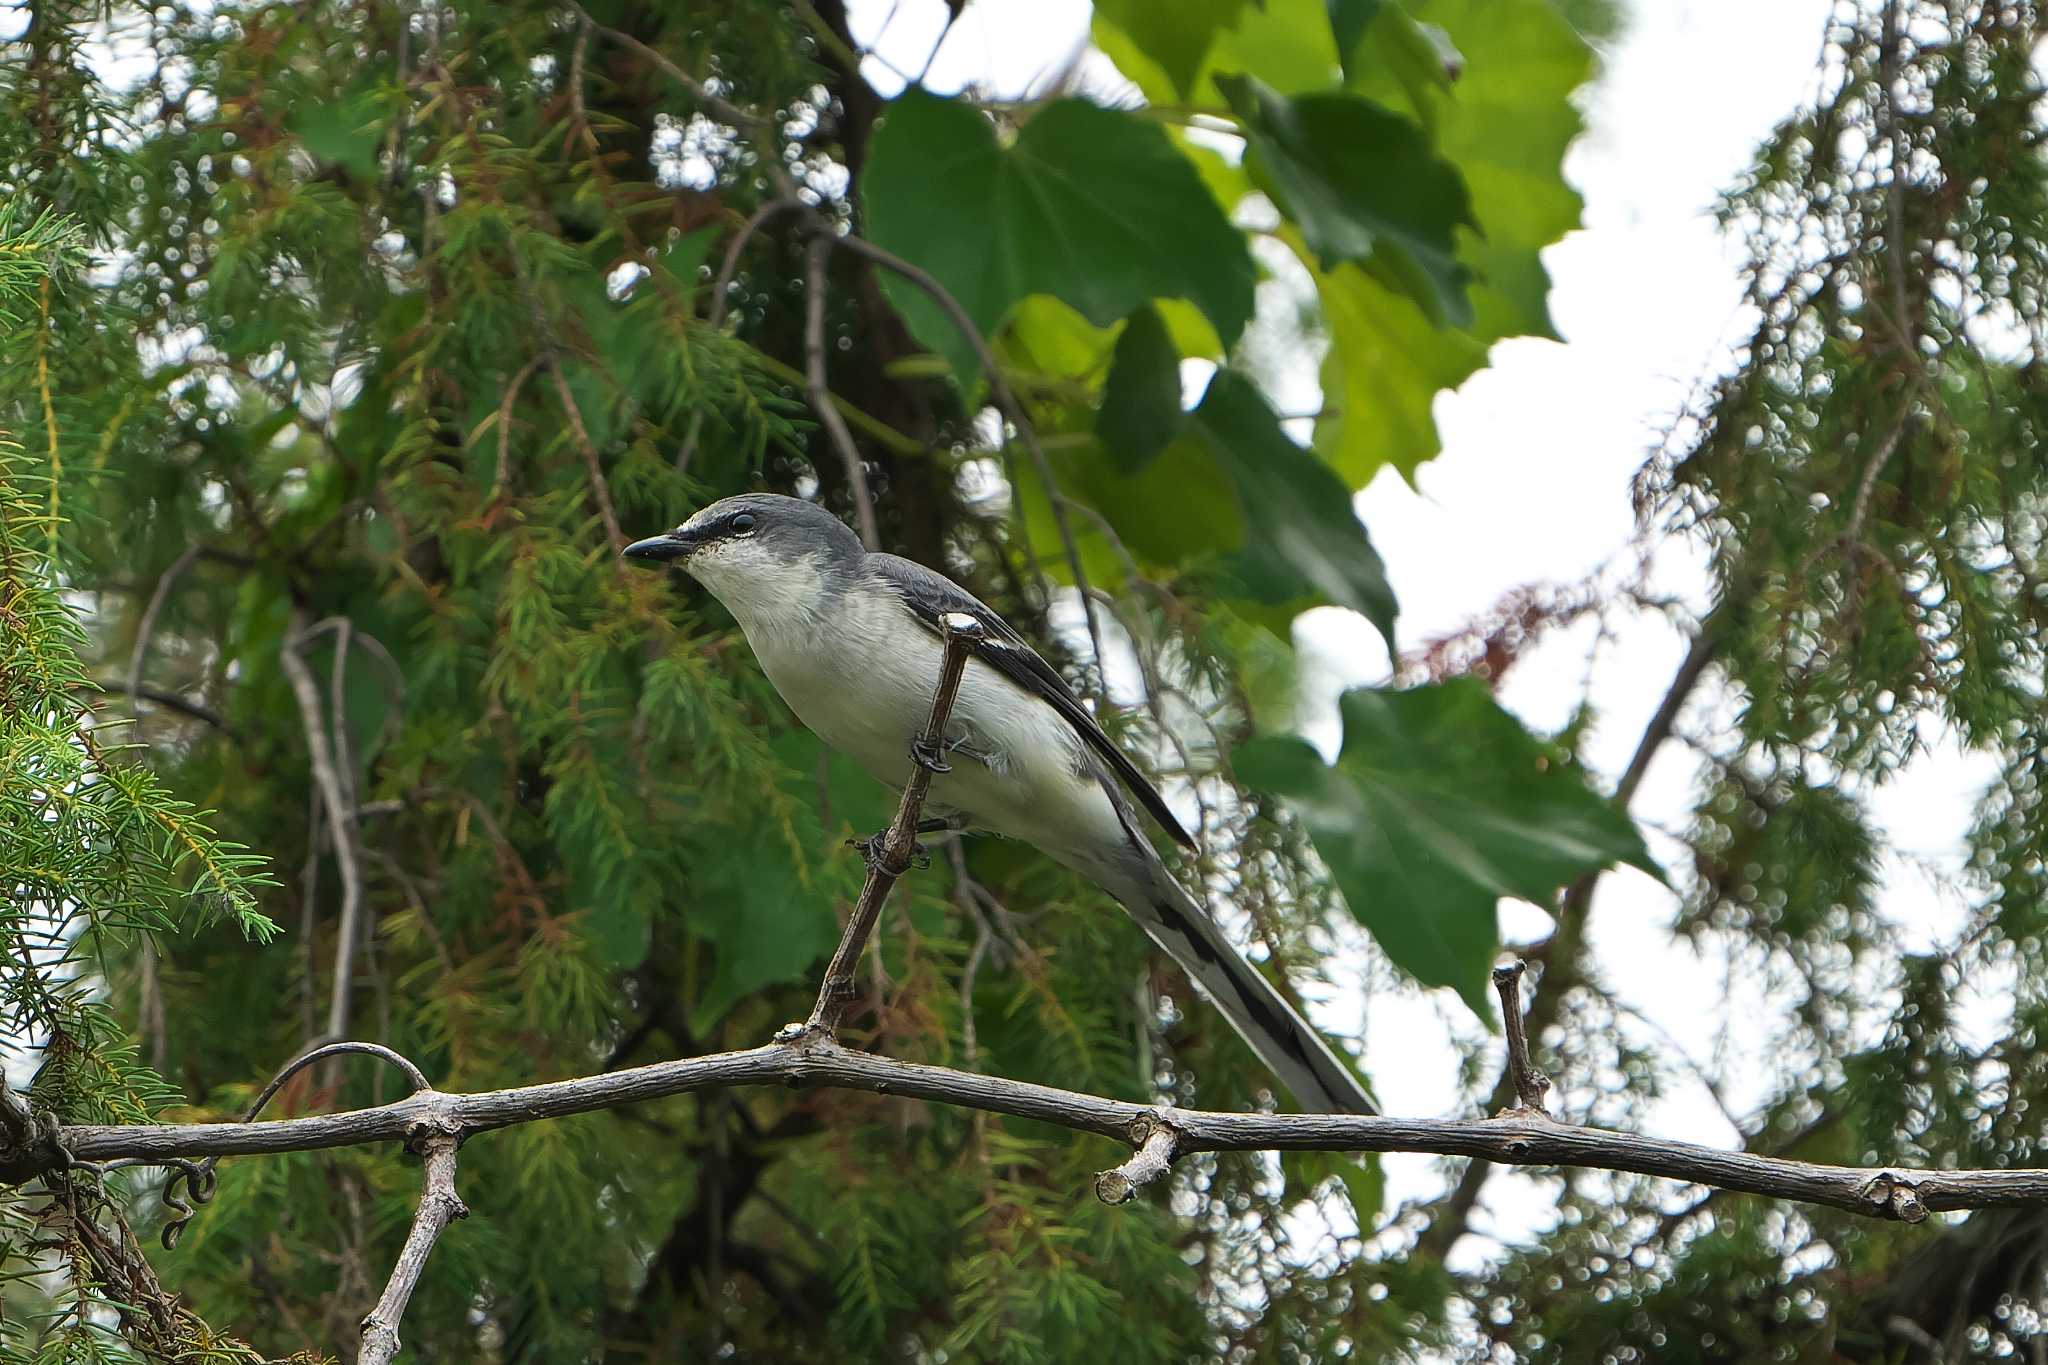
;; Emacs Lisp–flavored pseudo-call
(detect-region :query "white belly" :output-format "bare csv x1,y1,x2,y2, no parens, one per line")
739,597,1129,860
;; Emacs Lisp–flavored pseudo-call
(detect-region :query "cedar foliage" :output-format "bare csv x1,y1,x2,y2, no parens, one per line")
3,0,2047,1361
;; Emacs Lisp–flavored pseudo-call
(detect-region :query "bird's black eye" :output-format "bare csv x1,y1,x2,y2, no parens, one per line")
730,511,757,534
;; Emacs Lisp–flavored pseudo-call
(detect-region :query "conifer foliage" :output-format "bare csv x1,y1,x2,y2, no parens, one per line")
5,0,2045,1360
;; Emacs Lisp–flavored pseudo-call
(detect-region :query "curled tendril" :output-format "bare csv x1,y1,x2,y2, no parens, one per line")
152,1159,217,1249
150,1039,432,1250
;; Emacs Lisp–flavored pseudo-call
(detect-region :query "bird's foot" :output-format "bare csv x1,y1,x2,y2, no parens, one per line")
846,829,933,871
909,735,953,774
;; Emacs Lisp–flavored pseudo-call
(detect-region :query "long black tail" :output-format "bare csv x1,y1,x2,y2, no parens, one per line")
1103,857,1376,1115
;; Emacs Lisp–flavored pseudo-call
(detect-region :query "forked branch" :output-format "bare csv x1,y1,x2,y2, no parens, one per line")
10,557,2042,1362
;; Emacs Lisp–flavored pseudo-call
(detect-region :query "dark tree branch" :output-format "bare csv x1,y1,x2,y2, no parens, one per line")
71,678,232,734
126,543,203,740
157,1039,434,1250
1419,612,1721,1259
545,356,625,553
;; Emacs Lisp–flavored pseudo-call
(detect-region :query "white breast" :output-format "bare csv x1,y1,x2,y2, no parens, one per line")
738,586,1129,859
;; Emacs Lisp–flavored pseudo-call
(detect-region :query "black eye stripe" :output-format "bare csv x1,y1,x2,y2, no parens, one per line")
730,511,757,533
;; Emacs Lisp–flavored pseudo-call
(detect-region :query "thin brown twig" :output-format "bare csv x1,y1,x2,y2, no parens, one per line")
357,1121,466,1365
281,612,367,1047
1794,407,1913,586
790,612,985,1038
1879,0,1915,364
710,198,804,333
1492,962,1552,1116
545,356,625,552
72,679,231,734
830,231,1111,690
677,197,807,472
1094,1117,1178,1205
804,233,880,549
1419,607,1724,1258
492,354,545,499
572,3,801,200
126,544,204,741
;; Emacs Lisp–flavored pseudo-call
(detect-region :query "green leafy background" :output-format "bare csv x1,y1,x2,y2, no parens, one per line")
0,0,1675,1359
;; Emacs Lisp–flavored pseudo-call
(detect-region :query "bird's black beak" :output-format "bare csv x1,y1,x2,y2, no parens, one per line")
622,530,696,563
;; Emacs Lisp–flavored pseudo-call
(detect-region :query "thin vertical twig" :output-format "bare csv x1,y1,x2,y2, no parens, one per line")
36,277,60,562
545,358,625,552
492,355,544,500
281,612,366,1046
126,544,203,739
829,231,1111,690
790,614,985,1040
1094,1117,1179,1205
356,1123,466,1365
804,234,879,549
1492,961,1552,1116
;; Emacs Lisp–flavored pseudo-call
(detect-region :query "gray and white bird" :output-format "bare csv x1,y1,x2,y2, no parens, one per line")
625,493,1373,1114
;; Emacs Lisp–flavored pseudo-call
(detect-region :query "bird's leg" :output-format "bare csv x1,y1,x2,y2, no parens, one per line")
848,814,963,870
910,723,989,776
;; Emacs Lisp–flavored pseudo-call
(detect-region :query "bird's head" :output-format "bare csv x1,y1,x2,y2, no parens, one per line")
622,493,863,613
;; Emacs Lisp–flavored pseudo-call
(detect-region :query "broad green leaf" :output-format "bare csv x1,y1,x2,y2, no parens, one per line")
1219,74,1476,328
1202,0,1344,99
1098,0,1340,105
1022,372,1395,639
772,730,897,845
1010,427,1241,593
1326,0,1384,79
1353,0,1592,340
286,88,384,179
1189,371,1397,644
863,91,1255,388
1096,305,1184,473
1309,252,1488,486
1204,608,1302,733
577,893,653,972
1235,681,1658,1013
1092,0,1249,99
684,834,841,1033
1002,295,1221,384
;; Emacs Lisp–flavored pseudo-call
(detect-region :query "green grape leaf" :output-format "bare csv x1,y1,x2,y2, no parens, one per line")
1309,253,1488,485
1326,0,1385,77
1093,0,1250,98
1189,371,1397,644
863,90,1255,387
1234,681,1658,1013
1218,74,1476,328
1349,0,1591,341
684,836,841,1033
1095,304,1185,473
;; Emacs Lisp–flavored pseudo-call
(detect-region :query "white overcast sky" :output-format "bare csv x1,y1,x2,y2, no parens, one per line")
851,0,2006,1263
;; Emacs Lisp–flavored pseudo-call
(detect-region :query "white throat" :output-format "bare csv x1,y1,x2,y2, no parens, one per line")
685,544,835,647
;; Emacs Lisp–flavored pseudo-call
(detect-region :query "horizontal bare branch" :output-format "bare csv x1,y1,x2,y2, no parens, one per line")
31,1037,2047,1224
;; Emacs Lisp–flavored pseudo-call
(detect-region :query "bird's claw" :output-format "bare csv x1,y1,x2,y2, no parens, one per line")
846,831,931,870
909,736,953,774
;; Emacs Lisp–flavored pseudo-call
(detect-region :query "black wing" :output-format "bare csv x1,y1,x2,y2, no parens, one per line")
868,553,1196,849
